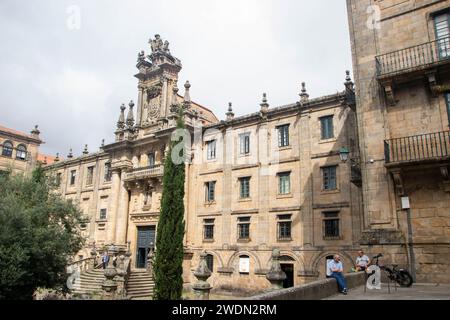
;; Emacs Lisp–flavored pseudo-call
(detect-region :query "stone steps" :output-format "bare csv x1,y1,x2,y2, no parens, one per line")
127,272,154,299
70,269,155,299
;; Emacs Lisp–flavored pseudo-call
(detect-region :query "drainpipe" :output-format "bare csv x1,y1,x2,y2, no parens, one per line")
401,196,416,282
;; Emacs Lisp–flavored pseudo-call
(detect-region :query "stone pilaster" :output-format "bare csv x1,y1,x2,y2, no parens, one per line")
115,176,130,245
106,170,121,244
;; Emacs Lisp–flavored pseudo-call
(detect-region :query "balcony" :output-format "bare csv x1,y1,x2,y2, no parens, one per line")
123,165,164,181
384,131,450,167
376,37,450,105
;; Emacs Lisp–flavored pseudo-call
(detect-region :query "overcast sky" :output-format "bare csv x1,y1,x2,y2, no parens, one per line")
0,0,352,157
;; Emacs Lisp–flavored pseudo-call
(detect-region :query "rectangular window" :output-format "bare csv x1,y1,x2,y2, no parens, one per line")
238,217,251,240
206,140,216,160
445,93,450,126
56,173,62,187
104,163,112,182
239,133,250,155
99,208,107,220
323,166,337,190
434,12,450,59
277,125,290,148
148,152,156,167
277,214,292,240
86,166,94,186
323,212,340,239
320,116,334,140
203,219,215,240
205,181,216,202
278,172,291,195
70,170,76,185
239,177,251,199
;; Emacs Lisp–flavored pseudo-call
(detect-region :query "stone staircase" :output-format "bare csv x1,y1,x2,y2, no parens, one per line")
127,271,154,299
71,269,154,299
72,269,104,295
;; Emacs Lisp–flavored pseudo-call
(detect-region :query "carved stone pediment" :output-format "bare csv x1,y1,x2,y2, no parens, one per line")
146,83,162,101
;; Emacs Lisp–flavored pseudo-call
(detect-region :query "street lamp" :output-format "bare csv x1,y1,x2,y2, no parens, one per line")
339,147,350,163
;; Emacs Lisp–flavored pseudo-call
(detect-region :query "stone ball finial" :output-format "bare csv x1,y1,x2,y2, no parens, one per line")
184,80,191,90
129,100,135,108
120,103,126,112
173,85,179,94
67,148,73,159
228,102,233,112
83,144,89,155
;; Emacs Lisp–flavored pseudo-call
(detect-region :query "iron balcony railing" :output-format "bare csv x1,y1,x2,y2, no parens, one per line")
124,164,163,181
384,131,450,164
376,36,450,76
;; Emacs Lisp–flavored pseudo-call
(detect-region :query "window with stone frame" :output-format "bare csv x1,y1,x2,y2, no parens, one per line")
277,214,292,240
434,11,450,59
70,170,76,186
277,124,290,148
56,173,62,187
323,211,340,240
278,172,291,195
206,140,217,160
239,133,251,155
16,144,27,161
104,163,112,182
99,208,107,220
237,216,251,240
148,152,156,167
320,115,334,140
2,141,13,157
86,166,94,186
239,177,251,199
203,219,215,241
322,166,337,190
205,181,216,202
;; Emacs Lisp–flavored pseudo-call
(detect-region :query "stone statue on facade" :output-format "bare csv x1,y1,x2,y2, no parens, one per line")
150,34,164,53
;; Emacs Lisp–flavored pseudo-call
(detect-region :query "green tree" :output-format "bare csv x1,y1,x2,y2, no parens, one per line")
0,165,84,300
153,112,187,300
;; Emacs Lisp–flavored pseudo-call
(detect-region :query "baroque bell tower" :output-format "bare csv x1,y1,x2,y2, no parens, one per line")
135,34,182,132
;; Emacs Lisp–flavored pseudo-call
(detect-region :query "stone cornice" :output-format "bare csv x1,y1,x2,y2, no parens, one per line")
204,91,347,131
44,151,110,169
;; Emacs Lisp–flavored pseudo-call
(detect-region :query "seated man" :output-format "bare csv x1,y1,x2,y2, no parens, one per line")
326,254,348,295
355,250,370,271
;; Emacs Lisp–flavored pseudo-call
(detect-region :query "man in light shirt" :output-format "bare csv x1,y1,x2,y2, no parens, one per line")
326,254,348,295
355,250,370,271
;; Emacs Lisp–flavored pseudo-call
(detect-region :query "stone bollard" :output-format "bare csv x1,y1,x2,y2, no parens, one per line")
193,251,212,300
115,254,126,299
266,249,287,291
102,264,118,300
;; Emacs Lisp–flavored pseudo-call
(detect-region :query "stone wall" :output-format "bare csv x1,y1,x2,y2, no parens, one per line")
250,272,366,300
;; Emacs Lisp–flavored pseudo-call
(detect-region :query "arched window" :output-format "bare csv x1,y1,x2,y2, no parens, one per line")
16,144,27,160
206,254,214,273
2,141,13,157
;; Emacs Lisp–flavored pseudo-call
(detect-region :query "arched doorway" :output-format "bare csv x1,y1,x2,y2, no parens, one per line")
280,255,295,288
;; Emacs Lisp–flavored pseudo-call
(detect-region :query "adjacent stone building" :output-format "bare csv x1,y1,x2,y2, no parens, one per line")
0,125,42,175
347,0,450,283
47,35,364,294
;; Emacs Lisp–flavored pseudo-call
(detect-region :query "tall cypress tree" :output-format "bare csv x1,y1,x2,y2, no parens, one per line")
153,111,186,300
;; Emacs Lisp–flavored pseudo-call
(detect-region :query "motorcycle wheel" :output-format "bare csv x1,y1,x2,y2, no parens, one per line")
397,270,413,287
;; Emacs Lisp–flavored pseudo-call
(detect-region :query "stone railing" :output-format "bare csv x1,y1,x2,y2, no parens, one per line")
123,165,164,181
66,257,98,274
